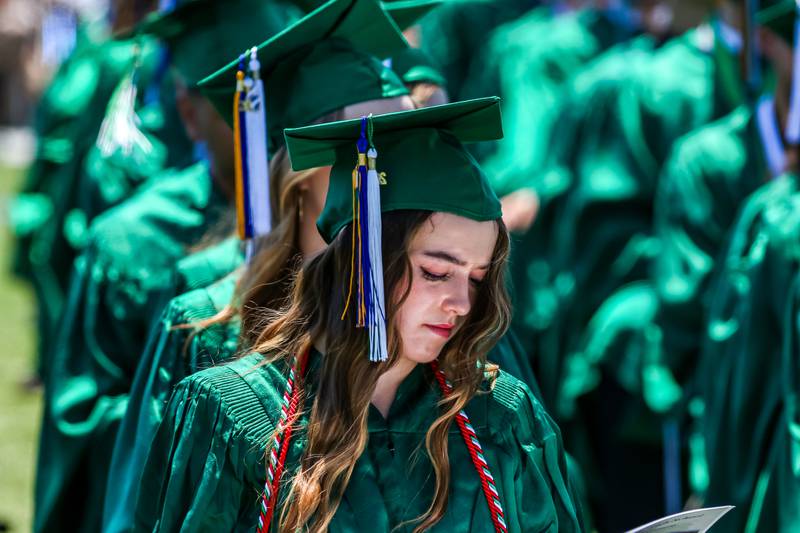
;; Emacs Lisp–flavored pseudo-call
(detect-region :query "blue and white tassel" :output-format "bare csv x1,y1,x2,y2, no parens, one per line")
341,116,388,362
366,145,388,362
234,54,254,242
233,47,271,261
244,46,272,238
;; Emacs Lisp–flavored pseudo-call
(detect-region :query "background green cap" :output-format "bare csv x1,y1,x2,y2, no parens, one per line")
284,97,504,242
289,0,443,29
389,47,446,86
139,0,302,86
199,0,410,153
382,0,443,30
382,0,446,86
757,0,797,43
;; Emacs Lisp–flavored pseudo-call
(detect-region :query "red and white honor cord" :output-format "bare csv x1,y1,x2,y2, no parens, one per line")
257,350,307,533
431,361,508,533
257,358,507,533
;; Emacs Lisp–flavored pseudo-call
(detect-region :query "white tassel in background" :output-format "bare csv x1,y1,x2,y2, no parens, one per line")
96,57,153,161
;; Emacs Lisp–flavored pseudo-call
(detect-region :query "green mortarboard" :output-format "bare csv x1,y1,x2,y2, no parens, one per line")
198,0,410,153
382,0,446,86
285,96,503,242
285,96,503,362
389,47,446,86
288,0,442,29
382,0,442,31
139,0,301,86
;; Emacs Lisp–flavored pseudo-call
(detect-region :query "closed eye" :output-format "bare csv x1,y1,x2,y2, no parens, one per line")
420,267,450,282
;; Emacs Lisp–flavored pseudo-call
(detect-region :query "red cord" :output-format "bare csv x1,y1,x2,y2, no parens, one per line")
431,361,508,533
257,349,308,533
258,356,507,533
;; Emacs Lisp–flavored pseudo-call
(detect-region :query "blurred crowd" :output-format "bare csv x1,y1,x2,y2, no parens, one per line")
0,0,111,126
7,0,800,531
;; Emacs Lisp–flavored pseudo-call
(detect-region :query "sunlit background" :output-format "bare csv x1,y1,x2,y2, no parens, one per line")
0,2,106,530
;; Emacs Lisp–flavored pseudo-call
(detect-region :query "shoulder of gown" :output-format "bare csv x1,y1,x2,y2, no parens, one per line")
484,369,562,447
173,236,244,293
134,353,289,532
87,162,213,268
481,370,586,532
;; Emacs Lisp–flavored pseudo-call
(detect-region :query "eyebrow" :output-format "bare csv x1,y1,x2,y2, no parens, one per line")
422,250,490,270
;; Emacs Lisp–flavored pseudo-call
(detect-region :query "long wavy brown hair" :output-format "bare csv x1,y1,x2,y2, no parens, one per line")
193,110,344,346
252,210,512,533
191,145,318,339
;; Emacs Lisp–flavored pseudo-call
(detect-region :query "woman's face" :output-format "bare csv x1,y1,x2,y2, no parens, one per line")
394,212,499,365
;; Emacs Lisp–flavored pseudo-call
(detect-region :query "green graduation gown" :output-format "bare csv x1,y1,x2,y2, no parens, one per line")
463,7,636,196
107,257,545,532
134,352,585,532
10,20,123,286
547,103,773,530
104,270,241,533
34,161,228,533
517,21,744,413
697,174,800,532
503,21,745,530
650,103,767,390
11,29,193,380
561,103,770,415
507,35,656,408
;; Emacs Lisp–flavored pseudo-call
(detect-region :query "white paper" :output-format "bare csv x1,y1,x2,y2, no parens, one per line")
626,506,734,533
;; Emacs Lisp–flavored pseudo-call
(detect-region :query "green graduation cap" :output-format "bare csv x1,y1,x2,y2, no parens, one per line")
381,0,447,88
382,0,446,86
383,0,443,31
199,0,410,153
138,0,301,86
389,47,447,86
284,96,503,362
288,0,442,29
286,96,503,241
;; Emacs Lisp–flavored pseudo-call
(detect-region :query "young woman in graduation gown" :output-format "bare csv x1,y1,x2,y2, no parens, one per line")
134,98,585,532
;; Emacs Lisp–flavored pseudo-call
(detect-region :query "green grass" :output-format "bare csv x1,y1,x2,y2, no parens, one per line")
0,163,40,532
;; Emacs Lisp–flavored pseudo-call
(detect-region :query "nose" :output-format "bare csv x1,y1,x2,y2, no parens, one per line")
442,277,471,317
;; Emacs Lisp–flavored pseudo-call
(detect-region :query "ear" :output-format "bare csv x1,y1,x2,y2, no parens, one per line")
174,83,202,142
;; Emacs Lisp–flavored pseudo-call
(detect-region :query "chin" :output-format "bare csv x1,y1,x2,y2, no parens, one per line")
402,345,444,365
411,353,440,365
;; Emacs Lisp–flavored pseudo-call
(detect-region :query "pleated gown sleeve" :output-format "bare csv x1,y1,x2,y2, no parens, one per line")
103,274,240,533
134,354,274,532
134,358,586,532
698,175,800,532
487,371,585,532
35,163,223,532
144,237,244,334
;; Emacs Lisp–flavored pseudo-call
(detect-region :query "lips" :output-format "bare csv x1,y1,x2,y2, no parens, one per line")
425,324,454,339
